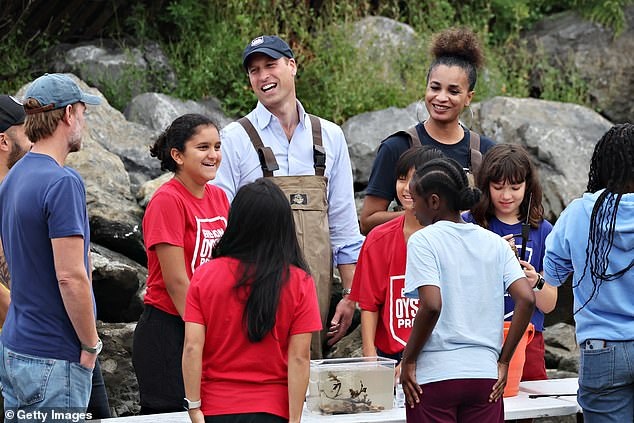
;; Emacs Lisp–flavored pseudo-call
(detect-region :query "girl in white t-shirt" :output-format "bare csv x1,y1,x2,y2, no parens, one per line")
400,157,535,423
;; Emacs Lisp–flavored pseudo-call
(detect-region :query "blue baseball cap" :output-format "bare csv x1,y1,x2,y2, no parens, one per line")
24,73,101,114
242,35,294,69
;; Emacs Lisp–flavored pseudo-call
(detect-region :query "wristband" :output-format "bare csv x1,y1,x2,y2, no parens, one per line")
533,274,545,291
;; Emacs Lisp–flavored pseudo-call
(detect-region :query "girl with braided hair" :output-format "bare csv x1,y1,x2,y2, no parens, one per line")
544,123,634,422
399,157,535,422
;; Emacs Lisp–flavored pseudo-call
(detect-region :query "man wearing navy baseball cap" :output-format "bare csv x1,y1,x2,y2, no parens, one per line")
0,94,31,181
0,73,101,415
213,35,362,364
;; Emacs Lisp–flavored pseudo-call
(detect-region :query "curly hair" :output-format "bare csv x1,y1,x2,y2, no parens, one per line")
427,27,485,91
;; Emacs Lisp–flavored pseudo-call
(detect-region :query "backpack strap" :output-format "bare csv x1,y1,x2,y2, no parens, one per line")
469,130,482,180
238,117,279,177
379,124,422,150
309,114,326,177
404,125,422,147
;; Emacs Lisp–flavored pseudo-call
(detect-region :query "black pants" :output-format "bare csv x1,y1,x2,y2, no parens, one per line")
132,304,185,414
87,359,111,418
205,413,287,423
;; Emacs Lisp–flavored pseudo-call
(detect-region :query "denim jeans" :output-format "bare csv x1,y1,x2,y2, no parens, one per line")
0,341,93,420
578,339,634,422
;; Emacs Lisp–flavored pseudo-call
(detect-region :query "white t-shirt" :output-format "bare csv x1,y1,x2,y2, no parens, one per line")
405,221,525,385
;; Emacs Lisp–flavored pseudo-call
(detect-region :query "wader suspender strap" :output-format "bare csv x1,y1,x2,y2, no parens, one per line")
400,124,482,176
238,115,325,177
238,117,279,177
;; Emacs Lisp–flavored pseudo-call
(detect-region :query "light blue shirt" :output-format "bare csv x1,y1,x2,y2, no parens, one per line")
544,190,634,344
405,221,525,385
214,101,363,265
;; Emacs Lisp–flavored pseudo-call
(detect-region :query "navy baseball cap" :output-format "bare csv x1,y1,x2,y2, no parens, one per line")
0,95,26,132
242,35,294,69
24,73,101,114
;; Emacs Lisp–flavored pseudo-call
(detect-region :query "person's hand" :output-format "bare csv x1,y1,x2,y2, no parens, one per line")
326,296,355,345
519,260,538,288
502,234,519,257
489,361,509,402
394,362,402,387
188,408,205,423
79,350,97,370
399,359,422,408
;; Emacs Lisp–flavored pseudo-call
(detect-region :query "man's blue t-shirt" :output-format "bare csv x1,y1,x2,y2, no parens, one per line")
0,152,93,362
366,123,495,201
463,212,553,331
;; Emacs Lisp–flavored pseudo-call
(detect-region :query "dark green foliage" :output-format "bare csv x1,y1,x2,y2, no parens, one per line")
0,0,630,119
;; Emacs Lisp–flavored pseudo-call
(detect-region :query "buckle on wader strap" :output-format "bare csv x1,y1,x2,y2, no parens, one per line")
238,115,325,177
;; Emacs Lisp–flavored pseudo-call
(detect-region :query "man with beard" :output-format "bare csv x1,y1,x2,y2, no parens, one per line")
0,95,31,324
0,74,102,415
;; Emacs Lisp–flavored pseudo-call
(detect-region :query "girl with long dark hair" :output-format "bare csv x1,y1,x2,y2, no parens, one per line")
182,178,322,423
544,124,634,421
133,114,229,414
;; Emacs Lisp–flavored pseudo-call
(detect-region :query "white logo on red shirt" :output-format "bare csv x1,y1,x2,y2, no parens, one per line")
389,275,419,346
191,216,227,271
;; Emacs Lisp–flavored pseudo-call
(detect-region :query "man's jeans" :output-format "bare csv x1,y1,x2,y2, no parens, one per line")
578,339,634,422
0,340,92,421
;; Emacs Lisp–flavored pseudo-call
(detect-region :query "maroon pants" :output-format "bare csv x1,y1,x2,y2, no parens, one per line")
406,379,503,423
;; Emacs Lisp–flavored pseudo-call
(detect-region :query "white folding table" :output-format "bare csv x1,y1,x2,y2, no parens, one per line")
93,379,581,423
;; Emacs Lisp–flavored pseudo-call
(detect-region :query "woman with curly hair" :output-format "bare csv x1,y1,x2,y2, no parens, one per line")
360,27,496,234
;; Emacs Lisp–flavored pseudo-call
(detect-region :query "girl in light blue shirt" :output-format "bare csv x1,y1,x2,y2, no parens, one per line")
544,123,634,422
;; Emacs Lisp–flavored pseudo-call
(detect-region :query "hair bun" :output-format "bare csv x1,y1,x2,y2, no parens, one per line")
458,186,482,210
431,28,484,69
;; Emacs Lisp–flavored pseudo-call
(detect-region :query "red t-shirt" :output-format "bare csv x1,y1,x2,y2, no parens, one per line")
184,257,322,418
350,215,419,354
143,179,229,315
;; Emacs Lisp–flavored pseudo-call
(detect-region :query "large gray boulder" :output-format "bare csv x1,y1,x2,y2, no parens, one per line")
350,16,421,83
342,102,427,186
84,91,162,191
98,322,140,417
473,96,612,220
49,40,178,104
92,244,146,323
124,93,233,132
524,6,634,123
66,135,146,265
543,323,579,374
352,16,418,51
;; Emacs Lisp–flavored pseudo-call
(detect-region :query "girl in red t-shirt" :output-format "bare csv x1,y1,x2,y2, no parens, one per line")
132,114,229,414
351,146,444,381
183,178,321,423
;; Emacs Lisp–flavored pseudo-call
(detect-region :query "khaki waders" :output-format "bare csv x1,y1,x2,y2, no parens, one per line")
238,115,332,359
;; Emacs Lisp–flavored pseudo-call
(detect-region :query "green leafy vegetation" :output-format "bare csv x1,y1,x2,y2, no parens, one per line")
0,0,630,121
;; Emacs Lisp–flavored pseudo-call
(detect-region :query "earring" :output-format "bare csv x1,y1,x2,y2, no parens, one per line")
465,104,474,128
415,99,425,124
